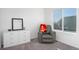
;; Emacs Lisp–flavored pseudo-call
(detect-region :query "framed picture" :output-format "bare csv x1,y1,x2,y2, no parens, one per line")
12,18,23,31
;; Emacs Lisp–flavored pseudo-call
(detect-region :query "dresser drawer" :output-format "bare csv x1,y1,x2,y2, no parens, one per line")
3,31,30,48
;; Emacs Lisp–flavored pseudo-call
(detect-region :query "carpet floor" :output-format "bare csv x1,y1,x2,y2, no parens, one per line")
0,38,79,50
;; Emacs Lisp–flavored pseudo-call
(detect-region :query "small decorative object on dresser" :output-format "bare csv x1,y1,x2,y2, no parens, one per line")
8,29,12,31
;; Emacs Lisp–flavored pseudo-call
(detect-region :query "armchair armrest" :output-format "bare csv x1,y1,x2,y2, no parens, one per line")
51,31,56,40
38,32,43,42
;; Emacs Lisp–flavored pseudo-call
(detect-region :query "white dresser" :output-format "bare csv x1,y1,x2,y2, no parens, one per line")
3,30,30,48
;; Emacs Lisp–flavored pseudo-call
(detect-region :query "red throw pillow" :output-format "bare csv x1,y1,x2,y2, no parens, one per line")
40,24,47,32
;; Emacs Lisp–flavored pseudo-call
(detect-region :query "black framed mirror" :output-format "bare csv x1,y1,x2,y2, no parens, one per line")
12,18,24,31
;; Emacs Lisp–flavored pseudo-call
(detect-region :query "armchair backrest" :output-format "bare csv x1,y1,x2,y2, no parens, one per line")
46,25,52,33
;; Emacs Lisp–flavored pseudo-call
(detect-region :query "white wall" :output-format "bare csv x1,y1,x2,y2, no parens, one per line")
44,8,79,48
0,8,45,47
1,8,79,48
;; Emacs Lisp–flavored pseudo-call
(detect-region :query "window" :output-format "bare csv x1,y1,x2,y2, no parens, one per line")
64,8,76,31
53,8,76,32
53,9,62,30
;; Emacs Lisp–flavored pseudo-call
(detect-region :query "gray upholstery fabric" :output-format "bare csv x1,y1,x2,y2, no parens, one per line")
46,25,52,33
38,25,56,43
43,34,52,39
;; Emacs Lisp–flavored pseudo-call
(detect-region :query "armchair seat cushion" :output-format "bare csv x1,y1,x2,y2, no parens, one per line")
42,38,54,42
43,34,52,39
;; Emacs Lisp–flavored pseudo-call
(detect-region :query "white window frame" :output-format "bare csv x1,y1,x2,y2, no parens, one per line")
53,8,77,33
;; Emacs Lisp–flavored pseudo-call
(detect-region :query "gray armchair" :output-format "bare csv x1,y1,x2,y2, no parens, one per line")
38,25,56,43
